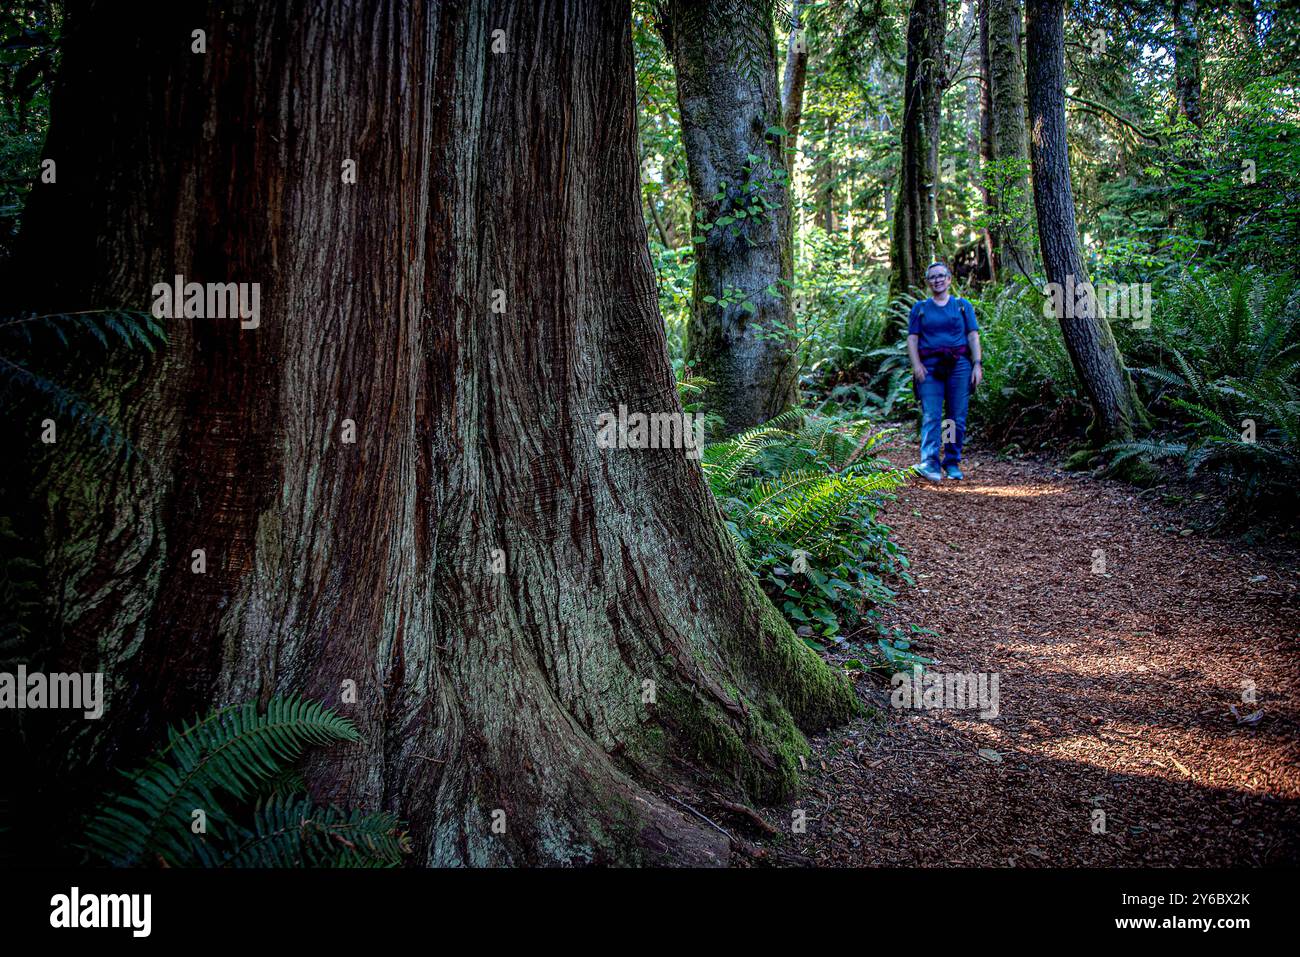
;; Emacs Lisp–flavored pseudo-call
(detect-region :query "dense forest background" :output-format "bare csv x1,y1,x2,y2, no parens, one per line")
636,0,1298,498
0,0,1296,869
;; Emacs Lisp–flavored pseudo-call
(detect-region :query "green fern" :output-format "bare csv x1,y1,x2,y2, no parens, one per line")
748,467,907,550
0,308,166,461
1107,271,1300,514
703,410,909,640
82,696,403,868
201,795,408,868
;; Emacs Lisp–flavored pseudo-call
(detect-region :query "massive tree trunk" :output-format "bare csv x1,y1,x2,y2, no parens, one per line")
15,0,855,867
890,0,946,297
1172,0,1202,128
663,0,799,434
1025,0,1136,445
986,0,1036,278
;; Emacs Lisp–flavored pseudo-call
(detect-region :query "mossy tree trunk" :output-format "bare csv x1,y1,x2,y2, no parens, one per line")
890,0,947,298
16,0,855,866
662,0,799,434
987,0,1037,278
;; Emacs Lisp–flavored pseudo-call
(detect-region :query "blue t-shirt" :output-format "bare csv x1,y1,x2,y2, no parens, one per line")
908,297,978,354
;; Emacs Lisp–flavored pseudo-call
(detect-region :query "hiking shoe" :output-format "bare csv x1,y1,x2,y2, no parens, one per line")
944,465,964,480
912,462,943,483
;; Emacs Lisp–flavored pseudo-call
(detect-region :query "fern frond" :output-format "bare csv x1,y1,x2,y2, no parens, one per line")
85,696,359,867
1102,438,1189,467
0,357,139,461
208,794,407,868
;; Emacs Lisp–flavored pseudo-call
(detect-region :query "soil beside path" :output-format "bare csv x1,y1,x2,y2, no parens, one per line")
765,436,1300,866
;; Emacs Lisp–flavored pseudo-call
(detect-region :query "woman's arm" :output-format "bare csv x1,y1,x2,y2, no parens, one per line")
967,330,983,386
907,334,926,381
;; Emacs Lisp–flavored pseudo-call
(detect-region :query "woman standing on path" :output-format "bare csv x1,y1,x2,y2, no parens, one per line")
907,262,983,482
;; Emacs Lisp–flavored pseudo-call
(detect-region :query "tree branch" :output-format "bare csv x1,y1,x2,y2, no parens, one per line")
1065,93,1163,144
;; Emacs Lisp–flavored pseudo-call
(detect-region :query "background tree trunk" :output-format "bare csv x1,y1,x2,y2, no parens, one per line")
664,0,799,433
890,0,946,297
1025,0,1136,445
782,0,809,159
975,0,997,281
1173,0,1203,128
815,111,840,232
987,0,1036,277
17,0,855,866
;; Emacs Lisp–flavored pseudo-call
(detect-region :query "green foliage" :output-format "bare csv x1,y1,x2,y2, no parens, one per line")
207,794,408,869
965,281,1089,445
0,309,166,461
0,2,60,262
874,623,936,674
677,372,725,437
1106,270,1300,513
692,157,790,250
85,697,408,868
701,409,911,644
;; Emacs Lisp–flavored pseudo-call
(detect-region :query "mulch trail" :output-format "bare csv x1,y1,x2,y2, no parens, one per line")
761,433,1300,866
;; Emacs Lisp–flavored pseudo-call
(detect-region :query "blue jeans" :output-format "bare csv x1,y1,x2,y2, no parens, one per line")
916,354,971,469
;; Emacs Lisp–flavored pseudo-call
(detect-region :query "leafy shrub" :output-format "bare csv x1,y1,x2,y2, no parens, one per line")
1108,270,1300,513
700,409,911,644
964,281,1089,445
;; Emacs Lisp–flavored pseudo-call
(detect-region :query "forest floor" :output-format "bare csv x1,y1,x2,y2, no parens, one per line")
756,433,1300,866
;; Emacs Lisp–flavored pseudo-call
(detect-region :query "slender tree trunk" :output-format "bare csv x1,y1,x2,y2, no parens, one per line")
17,0,855,866
1025,0,1136,445
987,0,1036,277
890,0,946,297
965,0,981,173
663,0,799,433
816,113,840,232
975,0,997,280
782,0,809,158
1173,0,1202,128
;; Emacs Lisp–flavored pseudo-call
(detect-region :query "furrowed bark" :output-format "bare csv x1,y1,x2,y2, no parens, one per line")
972,0,995,280
665,0,799,434
16,0,856,867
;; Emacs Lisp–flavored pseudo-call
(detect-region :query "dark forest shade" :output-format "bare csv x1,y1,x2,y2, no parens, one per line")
1173,0,1203,128
15,0,855,865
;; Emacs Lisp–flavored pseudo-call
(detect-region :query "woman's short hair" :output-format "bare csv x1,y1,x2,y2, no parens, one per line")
925,261,951,277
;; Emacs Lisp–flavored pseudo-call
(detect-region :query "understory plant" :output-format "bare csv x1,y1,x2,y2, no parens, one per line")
700,409,911,648
0,308,165,460
84,696,408,868
1107,270,1300,515
964,281,1089,446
